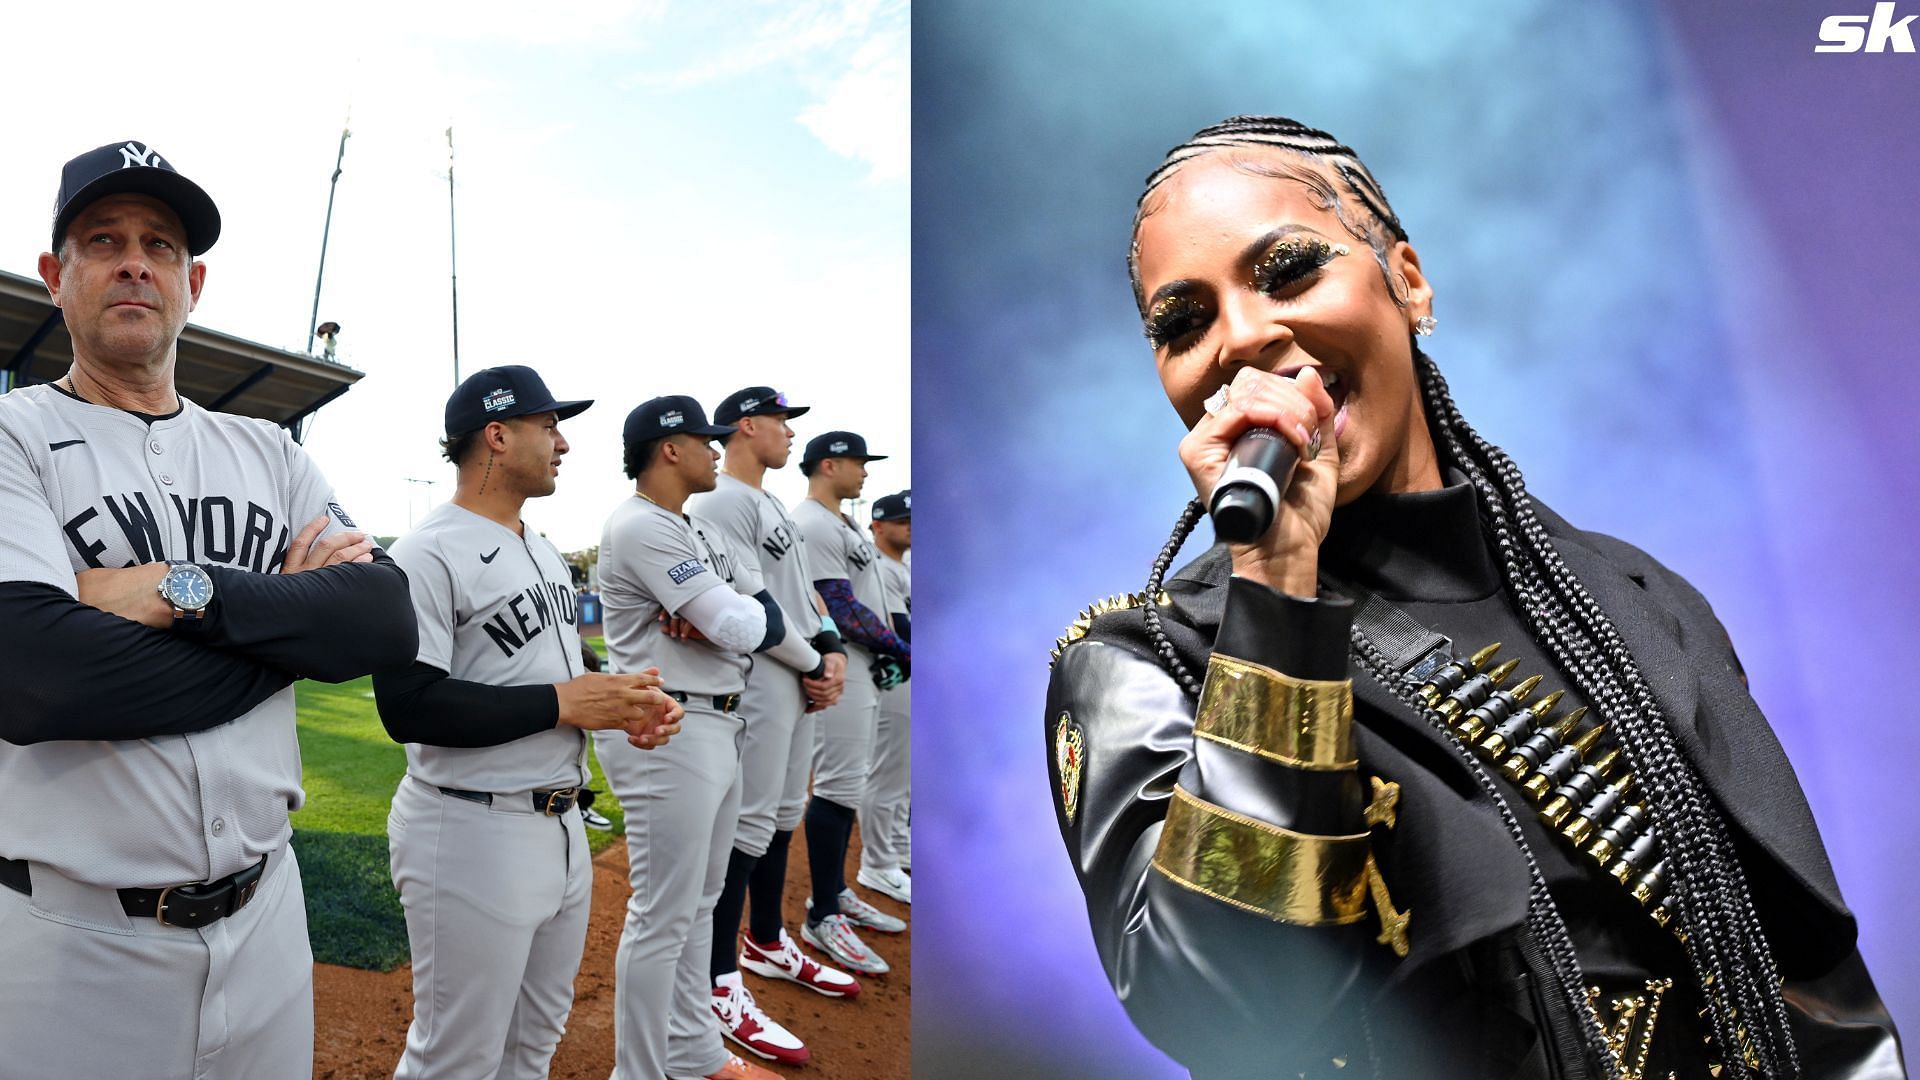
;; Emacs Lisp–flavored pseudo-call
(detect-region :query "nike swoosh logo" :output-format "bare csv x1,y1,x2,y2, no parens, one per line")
48,439,86,451
480,548,500,563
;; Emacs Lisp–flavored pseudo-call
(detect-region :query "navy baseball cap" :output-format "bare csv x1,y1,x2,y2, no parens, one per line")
53,141,222,256
445,365,593,438
802,430,889,469
715,386,811,425
623,395,735,456
872,490,911,522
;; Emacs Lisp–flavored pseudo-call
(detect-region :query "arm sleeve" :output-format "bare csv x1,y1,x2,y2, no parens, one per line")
372,661,560,748
187,432,417,682
676,583,770,653
200,549,418,683
0,582,293,744
1046,577,1402,1075
817,577,910,658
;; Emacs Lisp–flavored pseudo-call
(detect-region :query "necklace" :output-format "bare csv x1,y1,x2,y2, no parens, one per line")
636,489,674,514
62,371,88,404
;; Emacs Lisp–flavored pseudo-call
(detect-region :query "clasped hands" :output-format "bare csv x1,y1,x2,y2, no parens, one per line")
556,666,683,749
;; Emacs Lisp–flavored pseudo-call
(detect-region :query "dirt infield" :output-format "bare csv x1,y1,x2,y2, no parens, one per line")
314,831,910,1078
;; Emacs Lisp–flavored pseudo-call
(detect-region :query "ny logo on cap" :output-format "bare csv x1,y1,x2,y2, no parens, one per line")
482,388,516,412
119,142,163,170
829,441,849,453
661,411,685,427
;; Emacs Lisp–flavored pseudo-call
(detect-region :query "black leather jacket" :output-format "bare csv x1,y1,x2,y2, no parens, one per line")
1045,499,1905,1080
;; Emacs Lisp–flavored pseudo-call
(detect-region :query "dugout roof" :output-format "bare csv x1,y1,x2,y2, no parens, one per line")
0,268,360,434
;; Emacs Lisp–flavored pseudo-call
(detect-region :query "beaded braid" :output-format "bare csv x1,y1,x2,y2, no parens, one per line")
1133,116,1799,1078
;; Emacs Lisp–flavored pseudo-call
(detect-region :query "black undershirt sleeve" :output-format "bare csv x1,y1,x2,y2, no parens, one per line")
201,548,418,683
372,660,561,748
0,581,293,745
751,589,786,653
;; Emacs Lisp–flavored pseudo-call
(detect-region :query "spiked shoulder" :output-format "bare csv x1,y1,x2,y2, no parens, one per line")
1051,589,1172,667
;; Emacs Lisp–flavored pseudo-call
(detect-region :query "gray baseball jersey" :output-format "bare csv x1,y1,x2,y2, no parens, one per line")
879,553,910,620
0,384,358,887
687,473,819,647
597,496,753,695
386,501,587,792
791,497,896,632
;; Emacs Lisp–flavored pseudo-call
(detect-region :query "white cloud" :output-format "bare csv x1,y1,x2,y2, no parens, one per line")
797,24,908,184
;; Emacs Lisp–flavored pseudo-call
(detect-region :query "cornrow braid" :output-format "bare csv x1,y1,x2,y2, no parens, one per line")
1135,117,1799,1078
1129,115,1409,314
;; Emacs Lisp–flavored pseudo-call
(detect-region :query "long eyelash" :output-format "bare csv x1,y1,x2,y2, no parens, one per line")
1252,236,1336,297
1144,294,1209,351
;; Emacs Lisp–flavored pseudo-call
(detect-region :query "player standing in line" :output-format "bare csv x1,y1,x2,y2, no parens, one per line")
0,141,418,1078
598,396,832,1080
373,366,682,1079
688,386,859,1064
791,432,910,975
858,490,911,904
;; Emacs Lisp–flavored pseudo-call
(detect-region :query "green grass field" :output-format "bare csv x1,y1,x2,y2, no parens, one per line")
291,637,622,970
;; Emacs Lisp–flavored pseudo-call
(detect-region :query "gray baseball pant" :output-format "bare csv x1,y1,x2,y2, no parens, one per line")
388,775,592,1080
861,679,912,876
596,702,744,1080
0,841,312,1080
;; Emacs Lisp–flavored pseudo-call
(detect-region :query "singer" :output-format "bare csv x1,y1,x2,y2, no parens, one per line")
1044,117,1905,1080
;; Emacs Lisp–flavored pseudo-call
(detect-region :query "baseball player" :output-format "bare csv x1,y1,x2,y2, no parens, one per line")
0,142,417,1078
687,386,859,1064
597,396,833,1080
791,432,910,975
372,366,682,1079
858,489,911,903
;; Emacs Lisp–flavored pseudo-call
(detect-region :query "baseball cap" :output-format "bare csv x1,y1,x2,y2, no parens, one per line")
53,141,222,256
872,490,911,522
444,365,593,438
715,386,811,425
623,395,735,457
801,431,889,470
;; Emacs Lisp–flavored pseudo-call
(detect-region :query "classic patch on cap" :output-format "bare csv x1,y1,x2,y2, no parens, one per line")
829,440,849,453
661,411,685,428
1055,712,1086,824
482,388,516,413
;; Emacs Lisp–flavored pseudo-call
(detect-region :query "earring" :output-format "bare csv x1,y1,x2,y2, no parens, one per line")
1414,315,1437,337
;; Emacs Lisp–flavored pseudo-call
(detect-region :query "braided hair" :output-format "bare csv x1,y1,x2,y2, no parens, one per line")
1135,116,1798,1079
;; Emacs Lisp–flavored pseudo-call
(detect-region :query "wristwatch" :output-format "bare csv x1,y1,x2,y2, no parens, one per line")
157,561,214,624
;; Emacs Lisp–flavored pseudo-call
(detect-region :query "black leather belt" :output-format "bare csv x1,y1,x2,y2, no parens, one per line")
665,690,743,712
438,786,580,816
0,853,269,929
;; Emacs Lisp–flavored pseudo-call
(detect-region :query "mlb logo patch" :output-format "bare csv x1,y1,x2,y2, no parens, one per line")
667,558,706,585
482,388,517,413
661,411,685,428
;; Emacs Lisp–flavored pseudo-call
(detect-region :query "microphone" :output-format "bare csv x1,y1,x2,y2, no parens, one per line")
1208,427,1301,543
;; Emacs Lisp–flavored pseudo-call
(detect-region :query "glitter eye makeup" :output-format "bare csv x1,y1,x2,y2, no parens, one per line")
1251,235,1339,298
1144,291,1211,352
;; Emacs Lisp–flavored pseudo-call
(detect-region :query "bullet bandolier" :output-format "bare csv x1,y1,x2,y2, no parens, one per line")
1046,482,1906,1080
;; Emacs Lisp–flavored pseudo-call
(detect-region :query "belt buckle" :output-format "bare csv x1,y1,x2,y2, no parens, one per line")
154,882,197,928
544,788,578,816
720,693,741,712
235,875,261,911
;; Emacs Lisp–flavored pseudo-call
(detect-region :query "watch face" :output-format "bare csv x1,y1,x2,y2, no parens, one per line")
164,564,213,611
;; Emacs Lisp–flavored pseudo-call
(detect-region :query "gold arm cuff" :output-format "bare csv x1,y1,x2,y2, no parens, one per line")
1151,786,1370,926
1194,654,1355,770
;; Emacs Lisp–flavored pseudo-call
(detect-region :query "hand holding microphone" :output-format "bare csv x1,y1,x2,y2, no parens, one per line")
1178,366,1340,598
